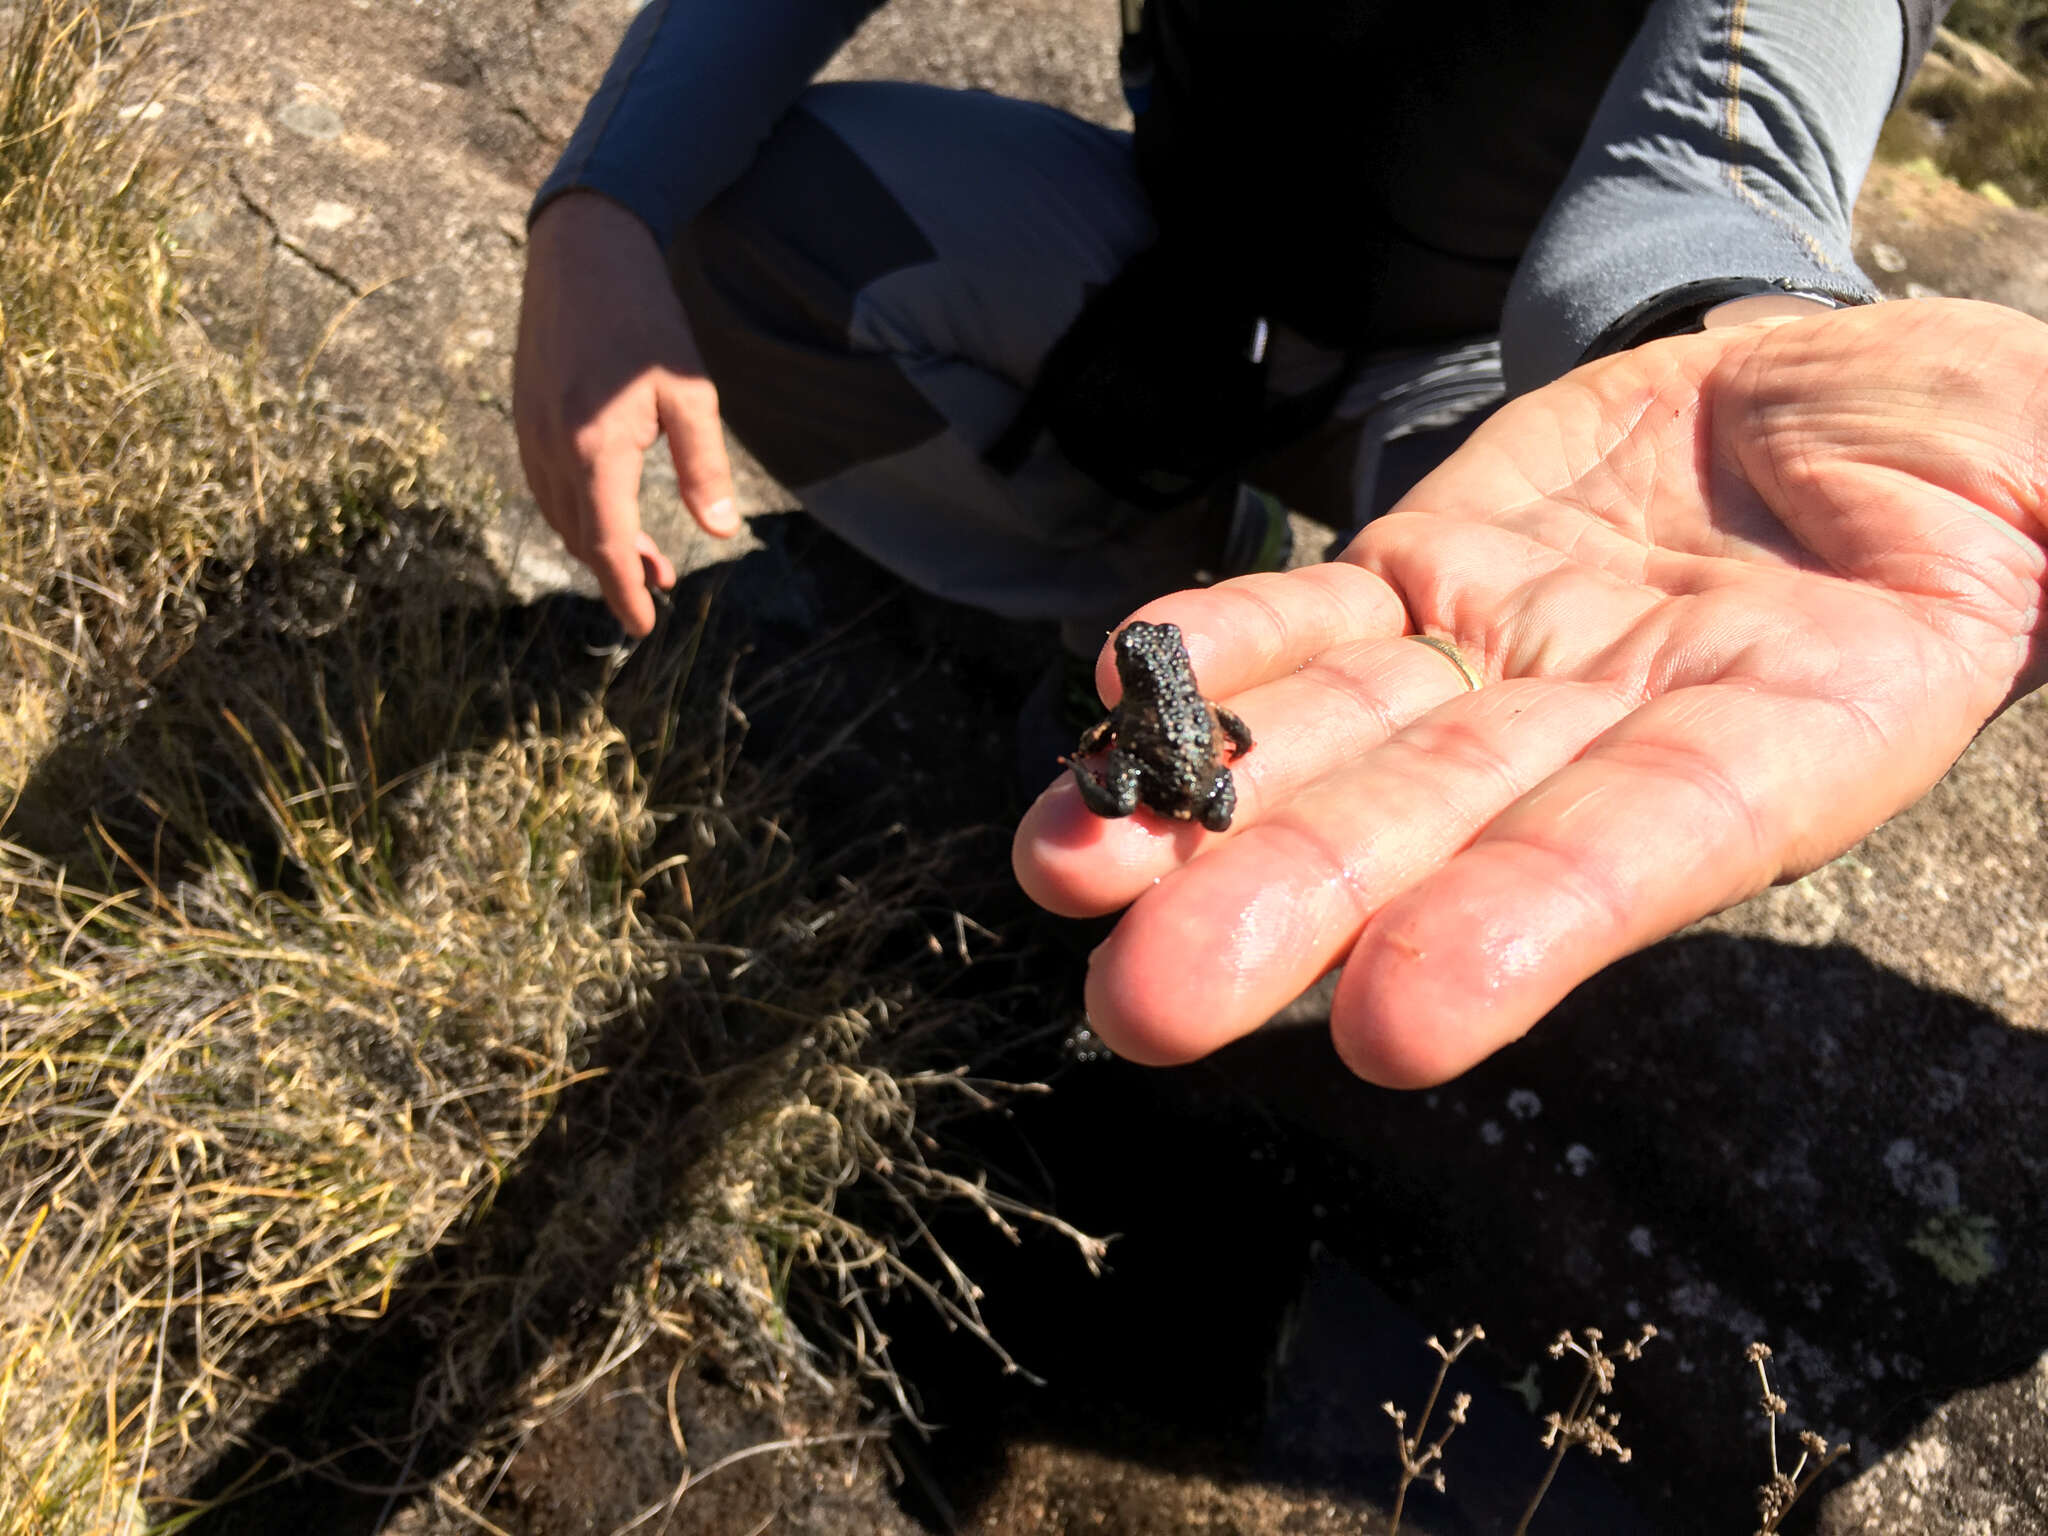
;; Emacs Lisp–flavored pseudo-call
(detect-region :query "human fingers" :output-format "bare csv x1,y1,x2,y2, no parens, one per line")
637,531,676,593
1326,678,1965,1087
1077,678,1638,1066
1095,562,1410,705
1015,630,1497,916
516,192,696,635
655,372,739,537
573,428,661,637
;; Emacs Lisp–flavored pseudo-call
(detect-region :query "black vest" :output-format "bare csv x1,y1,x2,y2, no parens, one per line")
1128,0,1944,348
989,0,1948,506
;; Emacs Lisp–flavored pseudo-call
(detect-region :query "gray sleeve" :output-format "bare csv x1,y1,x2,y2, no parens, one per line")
530,0,885,246
1500,0,1907,395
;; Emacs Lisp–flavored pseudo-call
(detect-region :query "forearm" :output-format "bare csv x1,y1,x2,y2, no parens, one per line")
530,0,884,246
1501,0,1918,394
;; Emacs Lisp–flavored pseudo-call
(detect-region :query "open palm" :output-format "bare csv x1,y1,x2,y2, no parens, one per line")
1015,299,2048,1086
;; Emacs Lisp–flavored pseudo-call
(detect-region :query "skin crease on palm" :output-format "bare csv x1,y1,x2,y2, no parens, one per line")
1011,298,2048,1090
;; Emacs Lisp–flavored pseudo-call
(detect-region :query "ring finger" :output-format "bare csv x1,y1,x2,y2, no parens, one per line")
1076,676,1637,1066
1016,629,1499,917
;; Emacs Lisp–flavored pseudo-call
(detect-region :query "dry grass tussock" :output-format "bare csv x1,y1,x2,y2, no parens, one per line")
1881,10,2048,206
1883,69,2048,207
0,4,1092,1529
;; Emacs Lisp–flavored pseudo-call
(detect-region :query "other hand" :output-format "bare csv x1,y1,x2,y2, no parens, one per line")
1015,298,2048,1086
514,191,737,636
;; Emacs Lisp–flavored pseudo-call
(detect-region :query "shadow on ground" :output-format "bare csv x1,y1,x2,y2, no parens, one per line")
55,516,2043,1535
78,515,1057,1536
875,930,2048,1535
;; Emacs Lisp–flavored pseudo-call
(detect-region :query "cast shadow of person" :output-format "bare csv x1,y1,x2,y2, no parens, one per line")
865,928,2047,1535
25,504,2036,1535
5,511,1047,1535
1212,931,2048,1532
5,529,698,1533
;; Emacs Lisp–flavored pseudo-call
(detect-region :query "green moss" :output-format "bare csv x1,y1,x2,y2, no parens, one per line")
1906,1209,2003,1287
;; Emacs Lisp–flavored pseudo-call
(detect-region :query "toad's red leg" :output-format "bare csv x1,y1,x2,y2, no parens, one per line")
1076,718,1117,759
1215,706,1253,760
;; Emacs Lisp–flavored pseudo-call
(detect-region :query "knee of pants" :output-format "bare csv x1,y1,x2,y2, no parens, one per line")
667,92,952,493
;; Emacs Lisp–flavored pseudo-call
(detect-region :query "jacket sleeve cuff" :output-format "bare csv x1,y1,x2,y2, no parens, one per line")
529,164,673,248
527,0,878,248
1501,0,1900,394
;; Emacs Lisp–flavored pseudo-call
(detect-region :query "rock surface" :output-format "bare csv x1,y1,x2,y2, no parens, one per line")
1821,1350,2048,1534
142,3,2048,1532
1856,160,2048,321
150,0,1124,602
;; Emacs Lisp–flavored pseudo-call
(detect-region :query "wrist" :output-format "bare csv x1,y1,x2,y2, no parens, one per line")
529,188,661,255
1698,292,1841,330
1581,278,1865,364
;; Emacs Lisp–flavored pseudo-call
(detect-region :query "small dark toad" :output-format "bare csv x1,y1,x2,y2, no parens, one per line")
1069,620,1253,832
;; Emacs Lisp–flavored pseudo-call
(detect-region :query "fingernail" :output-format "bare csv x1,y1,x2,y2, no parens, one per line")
702,497,739,535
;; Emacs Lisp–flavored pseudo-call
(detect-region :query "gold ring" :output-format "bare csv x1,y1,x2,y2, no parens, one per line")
1408,633,1481,691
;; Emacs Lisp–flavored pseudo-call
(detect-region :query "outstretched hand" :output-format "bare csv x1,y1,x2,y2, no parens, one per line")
1015,298,2048,1087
